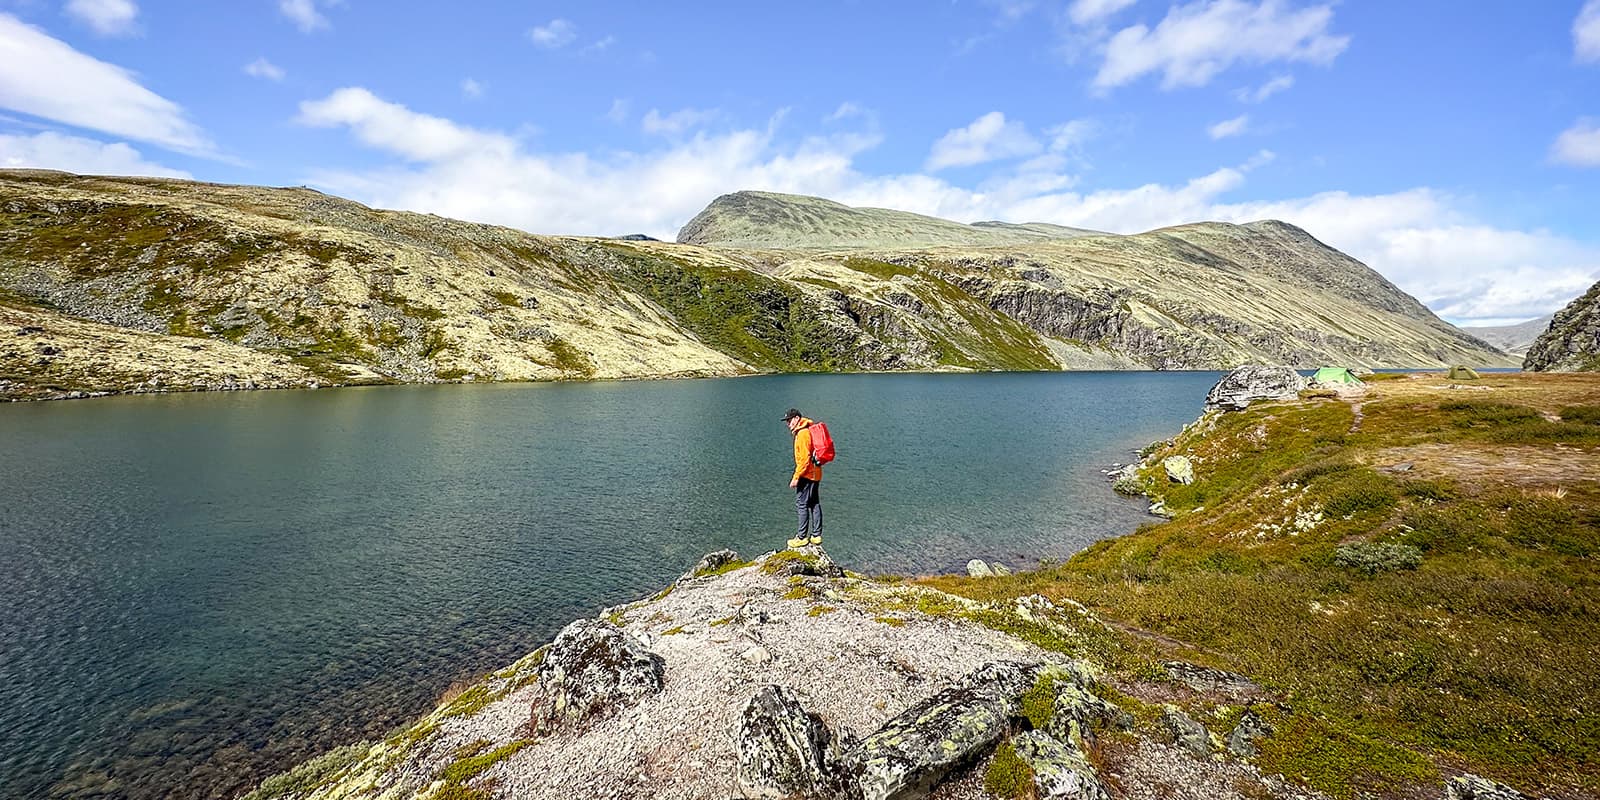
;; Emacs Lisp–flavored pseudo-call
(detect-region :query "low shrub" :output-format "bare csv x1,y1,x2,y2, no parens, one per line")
1333,542,1422,575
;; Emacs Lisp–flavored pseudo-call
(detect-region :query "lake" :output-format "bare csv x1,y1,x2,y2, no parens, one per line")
0,371,1220,799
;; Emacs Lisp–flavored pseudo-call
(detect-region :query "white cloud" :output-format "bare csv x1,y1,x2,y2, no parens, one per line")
278,0,333,33
1207,114,1250,139
65,0,137,36
1068,0,1136,26
244,57,285,81
528,19,576,49
641,107,718,136
1577,0,1600,63
297,87,514,162
0,129,188,177
296,89,1593,324
826,102,865,122
1235,74,1293,103
0,14,212,154
926,111,1041,170
461,78,484,99
1094,0,1349,91
1552,119,1600,167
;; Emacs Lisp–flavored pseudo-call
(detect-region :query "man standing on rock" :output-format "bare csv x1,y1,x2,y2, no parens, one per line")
783,408,823,549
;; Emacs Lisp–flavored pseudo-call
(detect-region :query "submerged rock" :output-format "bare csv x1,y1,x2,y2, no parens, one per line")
1162,455,1195,485
1011,730,1111,800
1204,366,1306,411
736,685,853,799
848,661,1040,800
526,618,665,734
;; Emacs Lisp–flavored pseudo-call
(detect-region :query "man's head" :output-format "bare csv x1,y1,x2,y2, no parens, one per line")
782,408,803,432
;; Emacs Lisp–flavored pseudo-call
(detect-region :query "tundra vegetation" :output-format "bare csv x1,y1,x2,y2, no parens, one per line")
922,372,1600,798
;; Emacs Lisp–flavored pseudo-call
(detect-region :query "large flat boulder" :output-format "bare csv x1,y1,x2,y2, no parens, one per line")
1204,366,1306,411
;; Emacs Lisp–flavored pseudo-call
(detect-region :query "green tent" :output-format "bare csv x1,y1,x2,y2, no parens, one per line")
1312,366,1363,385
1448,365,1481,380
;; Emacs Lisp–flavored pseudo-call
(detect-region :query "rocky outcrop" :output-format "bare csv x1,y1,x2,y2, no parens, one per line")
1444,774,1533,800
848,661,1041,800
1204,366,1307,411
1226,710,1272,758
525,619,664,734
736,685,853,799
1011,730,1111,800
1160,705,1213,758
1523,281,1600,372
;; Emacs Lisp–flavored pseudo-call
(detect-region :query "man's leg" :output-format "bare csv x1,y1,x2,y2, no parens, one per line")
808,481,822,540
794,480,812,542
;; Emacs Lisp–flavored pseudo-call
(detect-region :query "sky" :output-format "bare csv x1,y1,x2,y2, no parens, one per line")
1,1,1598,326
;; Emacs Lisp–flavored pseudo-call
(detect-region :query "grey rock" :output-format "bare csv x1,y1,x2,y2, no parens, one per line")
740,645,774,665
966,559,995,578
768,549,847,579
990,562,1012,577
848,661,1040,800
526,618,664,735
1160,705,1212,758
684,548,741,580
1204,365,1307,411
1444,774,1533,800
1163,661,1266,702
1225,709,1271,758
1524,279,1600,372
1010,730,1110,800
735,685,854,799
1162,455,1195,485
1047,679,1133,744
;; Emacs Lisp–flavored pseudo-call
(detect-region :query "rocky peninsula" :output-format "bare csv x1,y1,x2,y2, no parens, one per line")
243,369,1598,800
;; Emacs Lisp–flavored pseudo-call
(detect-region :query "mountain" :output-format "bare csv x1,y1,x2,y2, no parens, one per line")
1523,281,1600,371
676,190,1103,250
0,171,1512,400
1460,314,1554,356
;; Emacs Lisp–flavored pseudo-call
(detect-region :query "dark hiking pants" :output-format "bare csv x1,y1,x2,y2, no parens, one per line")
795,478,822,538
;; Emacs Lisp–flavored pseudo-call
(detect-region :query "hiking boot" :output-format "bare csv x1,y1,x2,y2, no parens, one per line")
809,536,823,545
786,537,809,549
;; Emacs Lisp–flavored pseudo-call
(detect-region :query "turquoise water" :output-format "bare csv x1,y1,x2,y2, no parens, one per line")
0,372,1219,799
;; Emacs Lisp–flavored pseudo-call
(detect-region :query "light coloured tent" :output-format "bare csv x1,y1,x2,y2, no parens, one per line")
1311,366,1363,385
1447,365,1482,380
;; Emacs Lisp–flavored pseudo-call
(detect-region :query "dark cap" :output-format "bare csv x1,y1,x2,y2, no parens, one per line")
781,408,802,421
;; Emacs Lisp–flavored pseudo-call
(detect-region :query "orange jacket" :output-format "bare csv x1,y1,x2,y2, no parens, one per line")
792,419,823,482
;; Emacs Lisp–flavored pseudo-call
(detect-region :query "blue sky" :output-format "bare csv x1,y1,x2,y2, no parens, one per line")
2,0,1599,325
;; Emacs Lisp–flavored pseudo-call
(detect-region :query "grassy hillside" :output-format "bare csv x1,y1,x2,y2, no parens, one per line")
922,373,1600,798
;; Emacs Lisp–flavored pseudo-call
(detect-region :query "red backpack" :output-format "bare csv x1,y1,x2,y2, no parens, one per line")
807,421,836,466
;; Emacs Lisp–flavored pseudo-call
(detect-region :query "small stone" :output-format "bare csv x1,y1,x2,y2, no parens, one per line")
740,646,773,665
990,562,1012,577
1226,709,1271,758
966,559,995,578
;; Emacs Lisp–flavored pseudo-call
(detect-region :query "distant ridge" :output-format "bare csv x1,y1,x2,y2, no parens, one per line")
1461,314,1555,356
676,190,1103,250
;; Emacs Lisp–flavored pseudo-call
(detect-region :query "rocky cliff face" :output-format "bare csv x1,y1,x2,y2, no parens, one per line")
1523,281,1600,371
0,171,1513,400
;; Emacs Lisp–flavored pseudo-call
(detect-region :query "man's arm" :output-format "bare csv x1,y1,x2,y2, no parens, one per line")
791,427,811,484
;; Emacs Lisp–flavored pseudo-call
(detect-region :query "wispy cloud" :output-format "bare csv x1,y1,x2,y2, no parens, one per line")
926,111,1041,170
460,78,485,99
1235,74,1293,103
528,18,576,49
244,57,285,81
0,14,213,155
580,35,616,55
65,0,138,37
278,0,334,33
0,129,188,177
641,107,719,136
1552,119,1600,167
1207,114,1250,139
1093,0,1348,91
1067,0,1136,26
1577,0,1600,63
